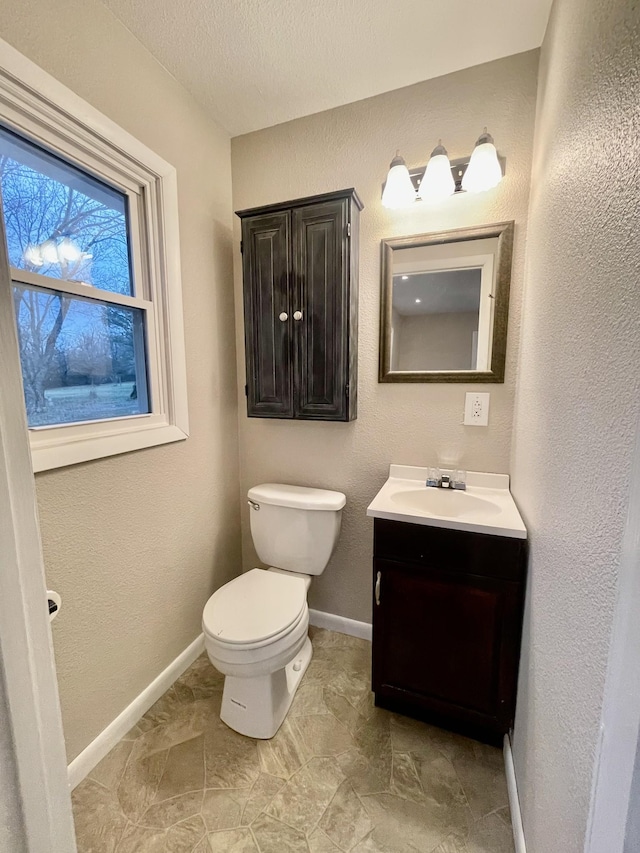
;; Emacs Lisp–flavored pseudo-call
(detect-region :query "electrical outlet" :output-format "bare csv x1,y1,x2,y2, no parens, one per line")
464,392,490,426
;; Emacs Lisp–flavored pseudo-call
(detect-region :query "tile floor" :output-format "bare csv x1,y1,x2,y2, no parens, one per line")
72,628,515,853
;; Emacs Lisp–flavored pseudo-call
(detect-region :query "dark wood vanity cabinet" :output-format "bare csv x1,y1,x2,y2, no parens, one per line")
372,519,527,744
236,189,362,421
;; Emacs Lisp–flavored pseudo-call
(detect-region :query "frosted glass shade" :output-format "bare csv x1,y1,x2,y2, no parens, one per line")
382,153,416,209
418,145,455,201
462,134,503,193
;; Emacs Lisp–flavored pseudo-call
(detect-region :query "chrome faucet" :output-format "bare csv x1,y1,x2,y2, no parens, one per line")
426,468,467,490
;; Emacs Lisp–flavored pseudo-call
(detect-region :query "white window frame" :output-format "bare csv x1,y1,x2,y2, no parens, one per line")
0,39,189,472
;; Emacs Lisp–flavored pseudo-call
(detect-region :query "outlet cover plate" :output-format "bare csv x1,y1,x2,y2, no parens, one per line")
464,392,490,426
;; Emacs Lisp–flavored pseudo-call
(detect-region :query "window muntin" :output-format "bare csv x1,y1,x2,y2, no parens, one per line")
0,125,133,296
0,125,154,432
12,282,150,428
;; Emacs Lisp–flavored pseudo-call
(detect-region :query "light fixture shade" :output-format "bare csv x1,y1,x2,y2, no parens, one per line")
418,143,455,201
462,130,503,193
381,152,416,209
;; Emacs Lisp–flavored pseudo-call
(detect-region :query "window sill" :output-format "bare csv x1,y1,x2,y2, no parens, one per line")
30,420,188,473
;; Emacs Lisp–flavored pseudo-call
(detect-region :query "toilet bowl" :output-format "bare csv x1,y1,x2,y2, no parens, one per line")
202,483,345,739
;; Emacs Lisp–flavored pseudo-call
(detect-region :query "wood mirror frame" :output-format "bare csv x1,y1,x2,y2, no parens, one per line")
379,221,514,383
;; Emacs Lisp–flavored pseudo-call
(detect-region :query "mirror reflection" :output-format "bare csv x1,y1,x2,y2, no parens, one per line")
390,237,497,373
379,222,513,383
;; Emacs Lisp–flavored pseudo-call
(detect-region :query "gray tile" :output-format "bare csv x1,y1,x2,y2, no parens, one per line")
257,718,310,779
205,827,258,852
319,779,373,850
292,714,355,756
201,788,245,831
359,791,468,853
116,823,166,853
205,722,261,788
307,828,342,853
450,742,509,820
140,790,204,829
240,773,285,825
72,779,128,853
266,756,345,834
390,753,424,803
117,749,168,822
290,683,329,717
251,813,310,852
154,734,205,801
466,813,515,853
89,740,134,791
74,629,511,853
164,815,208,851
412,752,468,817
337,747,391,796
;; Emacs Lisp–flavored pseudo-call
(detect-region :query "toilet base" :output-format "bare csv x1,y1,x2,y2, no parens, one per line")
220,636,313,739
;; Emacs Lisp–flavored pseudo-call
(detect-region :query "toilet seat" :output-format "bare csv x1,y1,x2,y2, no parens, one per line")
202,568,307,649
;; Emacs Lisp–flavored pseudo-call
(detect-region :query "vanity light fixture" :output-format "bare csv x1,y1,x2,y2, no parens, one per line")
417,141,455,202
381,129,505,209
462,129,503,193
381,151,420,209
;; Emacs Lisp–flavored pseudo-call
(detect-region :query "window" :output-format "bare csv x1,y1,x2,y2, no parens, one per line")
0,44,188,471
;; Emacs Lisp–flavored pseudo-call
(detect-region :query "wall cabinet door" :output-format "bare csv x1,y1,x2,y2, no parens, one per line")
241,212,293,417
238,189,361,422
372,557,524,740
293,199,348,420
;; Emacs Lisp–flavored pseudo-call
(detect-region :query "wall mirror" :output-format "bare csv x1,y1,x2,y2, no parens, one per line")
379,221,514,382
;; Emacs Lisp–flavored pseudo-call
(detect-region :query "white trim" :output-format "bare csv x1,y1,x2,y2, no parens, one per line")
0,35,190,473
0,158,76,850
309,608,372,641
68,634,204,791
504,734,527,853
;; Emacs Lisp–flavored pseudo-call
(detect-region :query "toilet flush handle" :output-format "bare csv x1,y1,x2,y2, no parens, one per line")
248,499,260,511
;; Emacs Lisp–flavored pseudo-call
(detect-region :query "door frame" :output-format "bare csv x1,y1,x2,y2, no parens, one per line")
0,202,76,848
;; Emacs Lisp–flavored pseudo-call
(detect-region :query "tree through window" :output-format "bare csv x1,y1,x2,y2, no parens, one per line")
0,125,149,427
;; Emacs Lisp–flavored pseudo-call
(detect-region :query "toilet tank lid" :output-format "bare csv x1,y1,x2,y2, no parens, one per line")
248,483,346,511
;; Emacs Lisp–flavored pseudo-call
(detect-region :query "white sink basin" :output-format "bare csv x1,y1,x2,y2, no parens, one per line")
367,465,527,539
390,488,502,519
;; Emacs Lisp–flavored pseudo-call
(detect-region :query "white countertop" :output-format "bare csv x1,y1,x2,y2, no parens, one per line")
366,465,527,539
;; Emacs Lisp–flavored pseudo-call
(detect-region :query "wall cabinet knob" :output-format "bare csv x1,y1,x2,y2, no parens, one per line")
278,312,288,322
293,310,303,321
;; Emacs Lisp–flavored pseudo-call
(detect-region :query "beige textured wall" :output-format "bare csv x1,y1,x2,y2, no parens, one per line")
396,312,478,371
0,0,241,760
231,51,539,622
510,0,640,849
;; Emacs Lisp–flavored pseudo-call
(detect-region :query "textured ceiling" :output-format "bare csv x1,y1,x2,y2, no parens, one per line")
100,0,552,136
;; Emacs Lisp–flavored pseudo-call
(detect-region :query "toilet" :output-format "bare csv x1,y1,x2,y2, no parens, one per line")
202,483,346,739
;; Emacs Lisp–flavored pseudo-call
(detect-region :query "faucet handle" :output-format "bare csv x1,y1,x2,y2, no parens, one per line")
453,469,467,491
425,467,439,488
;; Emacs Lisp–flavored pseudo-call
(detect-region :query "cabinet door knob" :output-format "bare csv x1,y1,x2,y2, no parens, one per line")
293,310,303,321
375,571,381,606
278,312,288,322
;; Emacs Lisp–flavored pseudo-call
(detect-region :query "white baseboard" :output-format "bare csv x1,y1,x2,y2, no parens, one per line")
504,733,526,853
309,608,372,641
67,634,204,790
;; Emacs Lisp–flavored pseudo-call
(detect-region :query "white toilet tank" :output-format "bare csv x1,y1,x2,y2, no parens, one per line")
247,483,346,576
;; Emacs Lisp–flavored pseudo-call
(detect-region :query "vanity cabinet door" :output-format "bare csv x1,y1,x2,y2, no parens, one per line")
372,557,523,740
292,199,349,420
241,212,293,417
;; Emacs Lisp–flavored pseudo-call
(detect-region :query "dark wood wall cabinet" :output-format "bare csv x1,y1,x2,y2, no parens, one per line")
372,519,527,745
236,189,362,421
